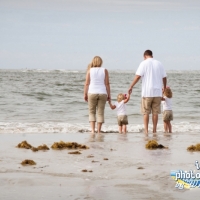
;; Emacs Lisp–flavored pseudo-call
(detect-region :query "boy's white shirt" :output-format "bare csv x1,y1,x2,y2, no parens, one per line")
162,96,172,111
114,100,127,116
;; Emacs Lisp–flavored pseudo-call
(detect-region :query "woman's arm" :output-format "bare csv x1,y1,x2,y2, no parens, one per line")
84,71,90,102
105,69,111,101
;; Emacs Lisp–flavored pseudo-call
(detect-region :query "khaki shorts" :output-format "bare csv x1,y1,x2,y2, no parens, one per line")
163,110,173,121
117,115,128,126
141,97,161,114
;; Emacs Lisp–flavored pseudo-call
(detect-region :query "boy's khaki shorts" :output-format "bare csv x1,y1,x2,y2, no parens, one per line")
141,97,161,114
163,110,173,121
117,115,128,126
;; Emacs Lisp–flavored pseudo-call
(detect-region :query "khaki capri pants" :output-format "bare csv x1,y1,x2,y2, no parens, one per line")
88,93,107,123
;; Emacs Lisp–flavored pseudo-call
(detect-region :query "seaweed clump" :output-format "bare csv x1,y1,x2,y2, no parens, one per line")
17,141,50,152
145,140,167,149
21,159,36,166
82,169,93,172
31,144,50,152
68,151,81,154
51,141,89,150
17,141,32,149
187,143,200,151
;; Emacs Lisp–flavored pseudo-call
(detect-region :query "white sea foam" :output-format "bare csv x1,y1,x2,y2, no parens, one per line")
0,122,199,134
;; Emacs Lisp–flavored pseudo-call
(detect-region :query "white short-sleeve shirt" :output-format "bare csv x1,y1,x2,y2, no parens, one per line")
136,58,167,97
162,96,172,111
114,100,127,116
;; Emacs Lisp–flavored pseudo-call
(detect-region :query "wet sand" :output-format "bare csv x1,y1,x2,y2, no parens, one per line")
1,132,200,199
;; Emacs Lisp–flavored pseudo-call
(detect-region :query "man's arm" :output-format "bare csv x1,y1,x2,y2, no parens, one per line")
128,75,141,94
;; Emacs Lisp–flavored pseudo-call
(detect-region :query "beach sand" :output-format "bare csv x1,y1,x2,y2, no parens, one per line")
1,132,200,200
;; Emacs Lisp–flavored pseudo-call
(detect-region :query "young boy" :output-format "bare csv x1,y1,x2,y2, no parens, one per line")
108,93,130,134
161,86,173,133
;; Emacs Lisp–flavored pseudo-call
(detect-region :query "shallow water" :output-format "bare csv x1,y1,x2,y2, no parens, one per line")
0,69,200,133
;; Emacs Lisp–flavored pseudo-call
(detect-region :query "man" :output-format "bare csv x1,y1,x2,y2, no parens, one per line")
128,50,167,135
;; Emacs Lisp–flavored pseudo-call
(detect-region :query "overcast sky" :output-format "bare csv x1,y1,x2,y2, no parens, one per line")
0,0,200,70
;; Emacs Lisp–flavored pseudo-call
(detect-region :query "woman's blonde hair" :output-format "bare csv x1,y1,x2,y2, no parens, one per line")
117,93,124,102
87,56,103,71
164,87,172,98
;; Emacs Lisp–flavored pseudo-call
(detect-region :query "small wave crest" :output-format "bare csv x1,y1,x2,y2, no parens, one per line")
0,122,200,134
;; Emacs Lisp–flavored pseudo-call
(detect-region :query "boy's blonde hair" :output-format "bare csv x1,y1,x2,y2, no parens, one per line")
87,56,103,71
117,93,124,102
164,87,172,98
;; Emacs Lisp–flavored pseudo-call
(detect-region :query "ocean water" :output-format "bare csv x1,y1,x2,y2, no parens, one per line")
0,69,200,133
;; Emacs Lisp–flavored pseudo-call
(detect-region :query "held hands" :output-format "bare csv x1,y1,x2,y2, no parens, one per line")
128,87,132,95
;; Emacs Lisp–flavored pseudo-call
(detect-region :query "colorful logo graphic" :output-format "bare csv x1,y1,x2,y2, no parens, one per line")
171,161,200,189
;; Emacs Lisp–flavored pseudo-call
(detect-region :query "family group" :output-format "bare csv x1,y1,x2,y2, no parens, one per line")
84,50,173,136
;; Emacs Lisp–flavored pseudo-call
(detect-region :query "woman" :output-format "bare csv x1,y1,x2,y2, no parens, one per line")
84,56,111,134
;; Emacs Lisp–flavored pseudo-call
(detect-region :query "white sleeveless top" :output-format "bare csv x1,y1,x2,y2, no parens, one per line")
88,67,107,94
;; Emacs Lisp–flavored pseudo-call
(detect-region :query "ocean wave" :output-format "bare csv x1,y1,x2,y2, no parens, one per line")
19,69,82,73
0,122,199,134
1,69,200,74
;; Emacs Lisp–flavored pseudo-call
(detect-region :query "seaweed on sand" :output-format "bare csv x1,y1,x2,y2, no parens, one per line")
145,140,167,149
31,147,38,152
87,155,94,158
81,169,93,172
196,144,200,151
31,144,50,152
187,143,200,151
17,141,50,152
21,159,36,165
51,141,89,150
17,141,32,149
68,151,81,154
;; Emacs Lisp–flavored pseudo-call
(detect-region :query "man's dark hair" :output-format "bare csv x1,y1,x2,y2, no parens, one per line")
144,50,153,57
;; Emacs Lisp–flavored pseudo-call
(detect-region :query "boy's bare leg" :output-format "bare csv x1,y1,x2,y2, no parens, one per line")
122,125,127,134
152,114,158,133
143,114,149,135
118,126,122,134
90,121,95,133
163,121,168,133
97,122,102,133
168,121,172,133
